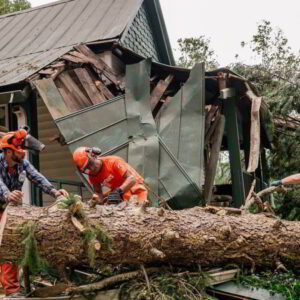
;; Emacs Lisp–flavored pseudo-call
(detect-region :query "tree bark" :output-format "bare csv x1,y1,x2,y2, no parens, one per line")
1,203,300,271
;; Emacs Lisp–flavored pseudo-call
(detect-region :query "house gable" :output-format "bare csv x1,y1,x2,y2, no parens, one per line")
121,0,175,66
123,3,160,62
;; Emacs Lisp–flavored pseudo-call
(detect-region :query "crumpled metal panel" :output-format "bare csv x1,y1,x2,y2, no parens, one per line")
55,95,129,157
50,60,205,209
159,63,205,188
124,60,204,208
157,63,205,208
125,59,159,204
158,137,202,208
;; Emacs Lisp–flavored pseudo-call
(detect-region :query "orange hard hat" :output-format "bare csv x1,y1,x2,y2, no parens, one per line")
73,147,89,171
0,129,28,154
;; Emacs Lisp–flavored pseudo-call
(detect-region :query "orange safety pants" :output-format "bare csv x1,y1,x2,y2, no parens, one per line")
124,184,148,203
0,209,20,295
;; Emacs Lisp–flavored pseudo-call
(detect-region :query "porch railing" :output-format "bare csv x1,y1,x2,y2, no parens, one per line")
32,178,87,206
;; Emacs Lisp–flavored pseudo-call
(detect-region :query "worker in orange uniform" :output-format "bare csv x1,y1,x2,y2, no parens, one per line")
271,174,300,186
73,147,148,204
0,127,69,297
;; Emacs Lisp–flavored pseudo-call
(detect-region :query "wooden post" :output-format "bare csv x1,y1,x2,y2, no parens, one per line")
204,115,225,204
223,91,245,207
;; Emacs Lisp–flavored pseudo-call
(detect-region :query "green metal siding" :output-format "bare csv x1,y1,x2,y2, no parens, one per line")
123,3,160,62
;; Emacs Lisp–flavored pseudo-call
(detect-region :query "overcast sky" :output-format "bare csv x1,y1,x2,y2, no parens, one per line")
30,0,300,67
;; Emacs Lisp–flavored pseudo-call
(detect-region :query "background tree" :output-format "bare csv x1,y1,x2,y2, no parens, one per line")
231,20,300,220
0,0,31,15
176,36,219,70
177,21,300,220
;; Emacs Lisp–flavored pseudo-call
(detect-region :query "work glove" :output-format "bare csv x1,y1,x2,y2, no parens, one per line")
115,188,124,199
270,180,283,186
107,188,124,205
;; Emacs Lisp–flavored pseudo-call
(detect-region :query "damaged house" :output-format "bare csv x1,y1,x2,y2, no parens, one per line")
0,0,272,209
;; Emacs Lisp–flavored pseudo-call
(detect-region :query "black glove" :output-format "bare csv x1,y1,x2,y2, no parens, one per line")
107,188,124,205
115,188,124,199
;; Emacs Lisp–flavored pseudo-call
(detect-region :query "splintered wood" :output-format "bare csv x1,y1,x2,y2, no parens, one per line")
149,74,174,111
36,46,123,116
34,45,176,122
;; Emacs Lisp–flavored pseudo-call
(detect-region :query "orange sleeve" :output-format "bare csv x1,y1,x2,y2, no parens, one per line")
113,159,129,178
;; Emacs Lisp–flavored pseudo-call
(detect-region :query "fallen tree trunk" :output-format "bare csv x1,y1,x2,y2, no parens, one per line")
1,203,300,271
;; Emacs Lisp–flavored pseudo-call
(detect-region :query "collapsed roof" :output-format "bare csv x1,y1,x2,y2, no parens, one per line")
28,41,272,208
0,0,174,87
0,1,273,208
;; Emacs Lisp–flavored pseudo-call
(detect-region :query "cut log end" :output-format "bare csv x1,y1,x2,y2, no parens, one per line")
94,241,101,251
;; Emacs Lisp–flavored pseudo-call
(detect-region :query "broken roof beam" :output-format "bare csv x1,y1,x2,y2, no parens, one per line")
74,45,121,88
94,80,114,100
73,68,106,104
57,71,93,109
55,80,82,112
154,96,172,121
62,54,86,64
149,74,174,112
39,68,55,75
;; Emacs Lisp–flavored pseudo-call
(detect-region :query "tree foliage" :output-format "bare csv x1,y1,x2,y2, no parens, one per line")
177,21,300,220
0,0,31,15
230,20,300,220
239,271,300,300
176,36,219,70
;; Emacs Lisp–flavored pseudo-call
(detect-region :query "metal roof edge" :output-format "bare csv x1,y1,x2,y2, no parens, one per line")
0,0,75,19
